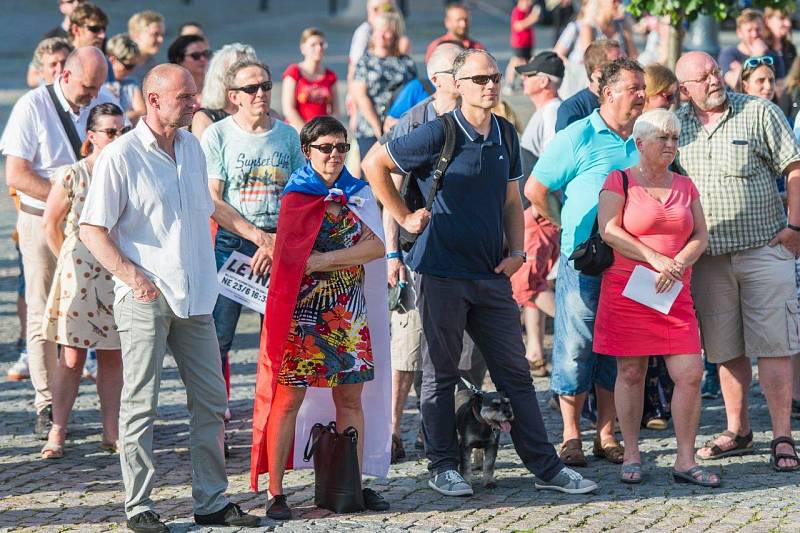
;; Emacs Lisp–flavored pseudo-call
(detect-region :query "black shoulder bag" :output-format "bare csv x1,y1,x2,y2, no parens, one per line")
46,84,84,160
568,170,629,276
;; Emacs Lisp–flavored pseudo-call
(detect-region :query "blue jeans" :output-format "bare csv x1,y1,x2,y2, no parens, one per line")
212,229,263,371
550,254,616,395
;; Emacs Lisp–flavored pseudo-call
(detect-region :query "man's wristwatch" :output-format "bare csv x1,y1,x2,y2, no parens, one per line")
510,250,527,261
788,224,800,232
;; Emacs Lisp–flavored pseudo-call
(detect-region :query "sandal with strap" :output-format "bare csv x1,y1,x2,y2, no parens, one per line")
620,462,643,484
696,430,753,460
41,442,64,460
770,436,800,472
593,438,625,464
559,439,587,467
672,465,721,487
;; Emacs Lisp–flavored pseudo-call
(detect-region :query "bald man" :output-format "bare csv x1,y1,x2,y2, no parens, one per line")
0,46,117,439
79,64,258,531
675,51,800,472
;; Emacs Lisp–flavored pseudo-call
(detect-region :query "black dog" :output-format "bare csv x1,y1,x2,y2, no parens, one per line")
455,386,514,488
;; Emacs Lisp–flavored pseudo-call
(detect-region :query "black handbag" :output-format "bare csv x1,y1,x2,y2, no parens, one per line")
303,421,365,514
568,170,629,276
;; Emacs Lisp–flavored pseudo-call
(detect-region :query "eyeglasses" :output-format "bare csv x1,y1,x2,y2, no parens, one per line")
682,68,722,85
186,50,212,61
457,73,502,85
433,69,453,76
743,55,775,70
309,142,351,154
92,126,132,138
84,24,106,34
231,81,273,94
61,0,85,4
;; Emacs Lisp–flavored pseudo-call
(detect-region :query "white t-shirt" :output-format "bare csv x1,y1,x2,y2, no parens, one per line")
349,21,371,66
521,97,562,157
0,79,118,209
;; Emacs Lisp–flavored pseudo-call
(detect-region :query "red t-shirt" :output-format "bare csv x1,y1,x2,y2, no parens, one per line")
282,64,337,122
510,6,534,49
425,35,485,62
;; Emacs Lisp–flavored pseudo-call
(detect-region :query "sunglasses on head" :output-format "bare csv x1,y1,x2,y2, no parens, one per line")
92,126,132,138
186,50,212,61
457,73,502,85
309,142,351,154
743,55,775,70
84,24,106,34
231,81,273,94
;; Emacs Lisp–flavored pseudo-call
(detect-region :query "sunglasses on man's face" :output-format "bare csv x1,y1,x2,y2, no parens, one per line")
743,55,775,70
231,81,273,95
309,142,351,154
457,73,502,86
84,24,106,34
186,50,212,61
92,126,132,138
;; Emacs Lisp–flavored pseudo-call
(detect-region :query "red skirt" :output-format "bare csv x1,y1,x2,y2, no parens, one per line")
593,268,701,357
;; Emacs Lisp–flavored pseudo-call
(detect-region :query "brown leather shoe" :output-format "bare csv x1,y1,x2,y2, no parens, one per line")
593,438,624,464
559,439,587,467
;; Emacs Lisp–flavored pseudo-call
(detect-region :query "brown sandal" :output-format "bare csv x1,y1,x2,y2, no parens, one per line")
528,358,549,377
770,436,800,472
593,438,624,464
559,439,587,467
697,430,754,461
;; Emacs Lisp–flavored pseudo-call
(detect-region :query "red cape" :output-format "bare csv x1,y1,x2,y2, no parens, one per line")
250,192,326,492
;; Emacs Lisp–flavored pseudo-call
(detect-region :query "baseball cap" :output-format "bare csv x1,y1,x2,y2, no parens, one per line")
515,51,565,79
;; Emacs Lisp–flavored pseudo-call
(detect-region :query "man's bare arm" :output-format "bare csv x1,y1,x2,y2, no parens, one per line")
5,156,51,201
525,175,561,228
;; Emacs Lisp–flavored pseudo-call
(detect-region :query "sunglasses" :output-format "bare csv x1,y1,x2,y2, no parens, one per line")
309,142,351,154
743,55,775,70
84,24,106,34
457,73,502,85
659,91,677,104
121,61,138,70
186,50,212,61
92,126,132,138
231,81,273,94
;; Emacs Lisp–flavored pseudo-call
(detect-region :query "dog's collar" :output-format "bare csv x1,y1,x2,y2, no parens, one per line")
471,397,501,437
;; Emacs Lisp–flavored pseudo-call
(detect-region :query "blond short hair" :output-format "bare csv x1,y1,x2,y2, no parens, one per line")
128,10,164,35
106,34,140,63
32,37,73,69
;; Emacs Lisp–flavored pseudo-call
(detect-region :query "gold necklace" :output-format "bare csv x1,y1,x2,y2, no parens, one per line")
637,166,671,187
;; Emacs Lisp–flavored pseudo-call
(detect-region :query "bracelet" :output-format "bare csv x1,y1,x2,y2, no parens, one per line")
386,251,403,260
788,224,800,232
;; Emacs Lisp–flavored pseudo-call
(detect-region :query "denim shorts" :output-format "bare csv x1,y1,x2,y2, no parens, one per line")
550,254,617,395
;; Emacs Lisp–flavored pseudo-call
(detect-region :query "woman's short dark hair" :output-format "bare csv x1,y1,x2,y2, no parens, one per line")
167,35,207,64
81,102,124,156
300,116,348,152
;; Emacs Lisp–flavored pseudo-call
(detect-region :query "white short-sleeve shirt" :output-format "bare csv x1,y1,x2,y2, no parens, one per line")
521,97,562,158
79,119,218,318
0,78,118,210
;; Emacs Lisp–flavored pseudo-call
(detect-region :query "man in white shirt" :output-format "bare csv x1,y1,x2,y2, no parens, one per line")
79,64,258,532
519,51,565,163
0,46,115,439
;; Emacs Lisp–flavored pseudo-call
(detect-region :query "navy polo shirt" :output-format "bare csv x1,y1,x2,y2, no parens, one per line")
386,108,523,279
555,87,599,132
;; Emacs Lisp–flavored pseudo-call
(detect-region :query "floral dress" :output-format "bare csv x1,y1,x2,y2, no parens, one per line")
43,160,120,349
353,52,417,139
278,204,374,387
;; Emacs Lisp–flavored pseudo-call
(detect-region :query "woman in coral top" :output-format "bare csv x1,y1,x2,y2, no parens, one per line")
282,27,339,131
594,109,719,488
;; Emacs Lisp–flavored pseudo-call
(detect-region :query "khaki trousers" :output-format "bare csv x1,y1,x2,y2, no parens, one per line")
114,292,229,518
17,209,57,413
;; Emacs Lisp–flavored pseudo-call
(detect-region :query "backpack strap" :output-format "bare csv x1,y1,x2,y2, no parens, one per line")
420,78,436,96
424,113,457,211
46,84,83,160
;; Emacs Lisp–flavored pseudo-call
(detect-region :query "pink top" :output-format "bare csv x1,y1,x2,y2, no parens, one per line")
602,169,700,276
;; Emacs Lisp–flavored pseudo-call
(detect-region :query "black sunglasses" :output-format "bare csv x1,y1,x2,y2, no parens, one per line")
84,24,106,34
231,81,273,94
186,50,212,61
309,142,351,154
457,73,502,85
121,62,138,70
92,126,132,138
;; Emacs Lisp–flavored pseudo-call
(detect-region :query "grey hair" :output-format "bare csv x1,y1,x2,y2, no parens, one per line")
32,37,73,69
223,59,270,91
632,108,681,141
426,43,462,80
201,43,258,110
452,48,497,78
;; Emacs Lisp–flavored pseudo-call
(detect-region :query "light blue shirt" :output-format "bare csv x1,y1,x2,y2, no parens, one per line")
533,109,639,257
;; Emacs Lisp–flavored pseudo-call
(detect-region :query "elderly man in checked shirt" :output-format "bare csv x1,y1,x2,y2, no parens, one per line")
675,51,800,472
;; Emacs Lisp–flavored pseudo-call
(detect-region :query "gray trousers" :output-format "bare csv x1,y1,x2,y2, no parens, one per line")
114,292,229,518
416,274,563,480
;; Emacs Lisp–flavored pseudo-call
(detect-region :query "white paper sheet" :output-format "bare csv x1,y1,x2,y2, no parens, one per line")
621,265,683,315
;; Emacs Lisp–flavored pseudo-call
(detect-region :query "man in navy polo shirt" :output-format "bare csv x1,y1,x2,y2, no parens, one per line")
364,48,598,497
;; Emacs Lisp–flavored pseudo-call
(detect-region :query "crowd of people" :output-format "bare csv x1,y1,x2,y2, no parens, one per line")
3,0,800,531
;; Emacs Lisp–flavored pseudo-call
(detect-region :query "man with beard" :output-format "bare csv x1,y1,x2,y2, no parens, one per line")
527,58,645,469
79,64,259,532
675,51,800,472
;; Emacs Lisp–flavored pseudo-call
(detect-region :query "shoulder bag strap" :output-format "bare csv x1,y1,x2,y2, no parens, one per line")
592,169,630,236
46,84,84,160
423,113,457,211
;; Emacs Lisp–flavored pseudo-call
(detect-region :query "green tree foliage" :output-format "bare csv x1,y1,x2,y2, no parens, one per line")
627,0,796,26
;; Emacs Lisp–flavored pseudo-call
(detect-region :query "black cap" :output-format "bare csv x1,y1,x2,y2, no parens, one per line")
515,51,565,79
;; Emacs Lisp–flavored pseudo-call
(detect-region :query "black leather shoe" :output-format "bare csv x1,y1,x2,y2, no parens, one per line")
266,494,292,520
126,510,169,533
363,488,390,511
195,502,259,527
35,405,52,440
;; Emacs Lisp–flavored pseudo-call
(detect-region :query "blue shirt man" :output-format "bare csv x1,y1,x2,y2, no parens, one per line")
555,87,599,132
386,78,436,120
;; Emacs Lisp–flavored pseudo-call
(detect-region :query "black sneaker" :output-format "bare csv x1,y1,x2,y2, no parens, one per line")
195,502,259,527
363,488,390,511
35,405,52,440
126,510,169,533
266,495,292,520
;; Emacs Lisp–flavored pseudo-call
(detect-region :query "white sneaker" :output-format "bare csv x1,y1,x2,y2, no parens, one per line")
428,469,473,496
83,350,97,381
6,351,29,381
535,467,599,494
